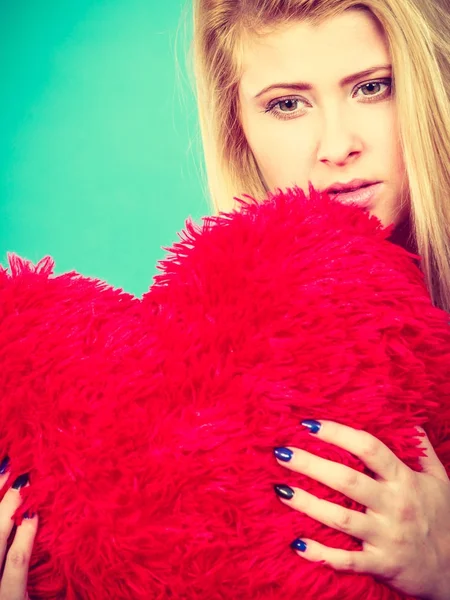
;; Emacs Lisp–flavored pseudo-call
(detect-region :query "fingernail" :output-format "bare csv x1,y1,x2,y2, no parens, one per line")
0,456,10,474
274,484,295,500
23,511,35,519
300,419,321,434
291,538,307,552
273,447,293,462
12,474,29,490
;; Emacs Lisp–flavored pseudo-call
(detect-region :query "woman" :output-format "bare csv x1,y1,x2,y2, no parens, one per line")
191,0,450,598
3,0,450,597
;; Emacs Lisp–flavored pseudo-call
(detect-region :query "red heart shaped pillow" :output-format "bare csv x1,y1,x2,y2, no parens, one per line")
1,186,449,599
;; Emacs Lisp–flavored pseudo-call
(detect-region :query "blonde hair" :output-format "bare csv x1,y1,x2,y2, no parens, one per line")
190,0,450,312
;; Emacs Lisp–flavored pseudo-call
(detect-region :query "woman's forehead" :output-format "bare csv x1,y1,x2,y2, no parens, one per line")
238,11,390,98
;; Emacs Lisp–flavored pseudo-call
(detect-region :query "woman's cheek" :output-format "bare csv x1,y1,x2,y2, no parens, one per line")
247,114,318,192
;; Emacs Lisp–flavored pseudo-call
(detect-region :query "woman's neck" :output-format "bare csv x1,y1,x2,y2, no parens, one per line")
387,215,417,255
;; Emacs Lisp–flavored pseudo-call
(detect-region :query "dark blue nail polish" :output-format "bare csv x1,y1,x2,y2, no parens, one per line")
301,419,321,434
0,456,10,474
23,511,35,519
273,447,293,462
291,538,307,552
274,484,295,500
12,474,29,490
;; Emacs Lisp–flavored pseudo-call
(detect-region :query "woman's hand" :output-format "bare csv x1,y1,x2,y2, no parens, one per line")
0,458,38,600
273,421,450,600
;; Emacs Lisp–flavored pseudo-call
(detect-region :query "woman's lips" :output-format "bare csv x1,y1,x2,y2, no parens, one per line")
326,183,382,208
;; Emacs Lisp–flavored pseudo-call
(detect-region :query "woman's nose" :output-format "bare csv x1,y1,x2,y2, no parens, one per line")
316,110,363,166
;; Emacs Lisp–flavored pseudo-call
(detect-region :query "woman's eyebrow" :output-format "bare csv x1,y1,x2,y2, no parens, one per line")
253,64,392,99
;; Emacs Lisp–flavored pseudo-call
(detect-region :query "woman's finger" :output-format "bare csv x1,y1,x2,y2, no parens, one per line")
290,536,384,576
0,513,38,600
274,446,384,510
0,475,29,570
274,485,377,542
301,420,407,482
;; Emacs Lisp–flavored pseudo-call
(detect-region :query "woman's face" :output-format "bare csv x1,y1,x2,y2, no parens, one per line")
238,9,409,227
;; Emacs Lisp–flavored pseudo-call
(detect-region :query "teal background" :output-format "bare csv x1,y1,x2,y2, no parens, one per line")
0,0,208,297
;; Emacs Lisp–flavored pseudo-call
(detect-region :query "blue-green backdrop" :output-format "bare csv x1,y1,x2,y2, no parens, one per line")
0,0,208,297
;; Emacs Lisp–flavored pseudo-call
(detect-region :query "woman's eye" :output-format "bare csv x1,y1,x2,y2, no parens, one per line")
276,98,300,113
263,97,305,120
354,79,392,99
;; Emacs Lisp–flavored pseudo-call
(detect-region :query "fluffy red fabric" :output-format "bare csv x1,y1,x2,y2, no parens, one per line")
0,186,449,599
